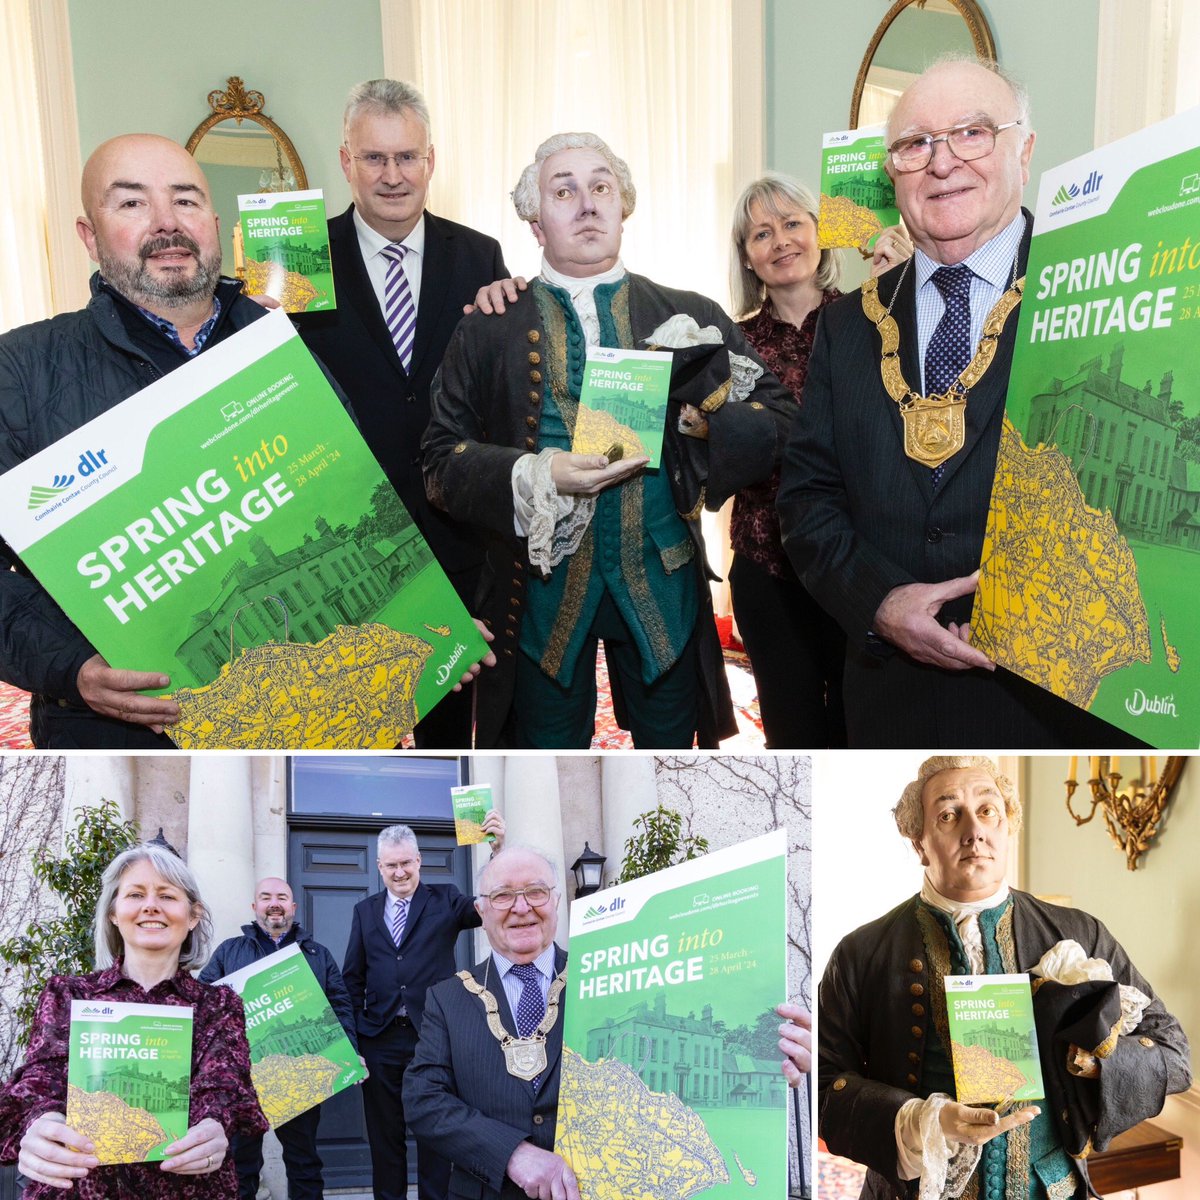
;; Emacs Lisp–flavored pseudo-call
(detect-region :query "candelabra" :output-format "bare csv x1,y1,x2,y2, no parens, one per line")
1064,756,1184,870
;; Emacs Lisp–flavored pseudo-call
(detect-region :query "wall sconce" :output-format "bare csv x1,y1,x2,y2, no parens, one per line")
570,842,607,898
1064,756,1185,870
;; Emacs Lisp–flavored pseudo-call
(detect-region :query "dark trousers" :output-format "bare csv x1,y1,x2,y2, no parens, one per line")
512,592,699,748
412,682,473,749
232,1104,323,1200
729,553,847,748
361,1018,451,1200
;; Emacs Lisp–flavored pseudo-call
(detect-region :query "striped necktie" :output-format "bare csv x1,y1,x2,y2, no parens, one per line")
390,897,409,946
925,264,973,488
381,242,416,372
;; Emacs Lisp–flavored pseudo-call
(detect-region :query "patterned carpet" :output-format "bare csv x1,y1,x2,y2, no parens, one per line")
0,651,763,750
817,1147,868,1199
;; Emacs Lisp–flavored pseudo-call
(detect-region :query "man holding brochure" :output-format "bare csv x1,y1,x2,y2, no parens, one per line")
819,756,1190,1200
777,59,1141,747
201,877,357,1200
423,131,792,749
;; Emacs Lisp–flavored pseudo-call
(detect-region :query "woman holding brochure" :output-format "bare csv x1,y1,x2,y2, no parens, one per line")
0,844,266,1198
727,174,912,747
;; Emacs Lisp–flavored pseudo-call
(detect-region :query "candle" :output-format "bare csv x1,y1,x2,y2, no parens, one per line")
1089,756,1100,779
1068,756,1078,782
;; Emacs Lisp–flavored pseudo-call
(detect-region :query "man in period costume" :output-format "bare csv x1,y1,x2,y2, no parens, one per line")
818,756,1190,1200
342,816,504,1200
422,131,791,748
777,59,1142,747
295,79,507,748
403,846,576,1200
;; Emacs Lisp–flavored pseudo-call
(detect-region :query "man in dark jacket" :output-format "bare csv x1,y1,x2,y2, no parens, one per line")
0,134,277,748
343,816,504,1200
201,876,359,1200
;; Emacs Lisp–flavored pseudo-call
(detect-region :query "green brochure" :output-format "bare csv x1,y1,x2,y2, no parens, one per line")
67,999,193,1164
572,347,672,470
818,126,900,251
944,974,1044,1105
972,106,1200,746
557,829,788,1200
216,943,366,1127
450,783,495,845
238,189,336,313
0,310,488,748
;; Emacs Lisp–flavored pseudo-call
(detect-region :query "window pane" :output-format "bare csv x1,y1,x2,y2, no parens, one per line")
291,756,460,817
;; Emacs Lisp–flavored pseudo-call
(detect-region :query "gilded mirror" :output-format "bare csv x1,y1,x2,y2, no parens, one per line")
850,0,997,130
186,77,308,276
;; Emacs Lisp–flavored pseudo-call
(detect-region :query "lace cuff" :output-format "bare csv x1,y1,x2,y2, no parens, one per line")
896,1094,981,1199
728,351,763,402
512,449,595,578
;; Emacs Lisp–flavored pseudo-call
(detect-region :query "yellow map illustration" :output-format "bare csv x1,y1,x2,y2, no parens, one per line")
950,1042,1029,1106
171,622,433,749
556,1049,730,1200
243,258,320,313
66,1083,168,1164
454,818,487,845
817,195,883,251
252,1053,341,1126
972,418,1152,708
1161,615,1181,673
573,406,647,461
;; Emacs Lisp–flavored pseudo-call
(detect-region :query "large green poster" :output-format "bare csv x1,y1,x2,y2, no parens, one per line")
972,107,1200,746
67,1000,193,1164
0,311,487,748
216,943,366,1127
556,830,788,1200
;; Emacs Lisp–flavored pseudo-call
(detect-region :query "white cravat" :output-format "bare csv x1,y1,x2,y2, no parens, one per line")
538,257,626,347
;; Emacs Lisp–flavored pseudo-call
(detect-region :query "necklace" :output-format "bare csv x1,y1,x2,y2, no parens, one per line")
861,257,1025,468
458,964,567,1081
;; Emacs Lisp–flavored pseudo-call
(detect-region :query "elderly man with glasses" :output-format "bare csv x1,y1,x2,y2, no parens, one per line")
777,57,1142,747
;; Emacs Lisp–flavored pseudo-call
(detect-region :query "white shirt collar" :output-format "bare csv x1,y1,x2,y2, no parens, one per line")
914,210,1026,292
920,874,1010,920
492,943,558,982
539,256,626,295
354,208,426,261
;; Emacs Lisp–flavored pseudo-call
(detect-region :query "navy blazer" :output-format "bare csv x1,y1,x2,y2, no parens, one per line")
295,206,508,586
404,946,568,1200
341,882,481,1038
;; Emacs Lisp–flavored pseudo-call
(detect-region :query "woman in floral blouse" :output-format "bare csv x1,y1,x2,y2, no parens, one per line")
729,175,910,746
0,843,267,1199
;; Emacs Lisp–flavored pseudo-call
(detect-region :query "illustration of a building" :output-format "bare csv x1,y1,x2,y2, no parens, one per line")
1166,458,1200,550
1027,344,1182,544
100,1065,189,1113
585,993,784,1108
254,1007,342,1060
961,1024,1035,1060
830,175,894,209
252,240,331,277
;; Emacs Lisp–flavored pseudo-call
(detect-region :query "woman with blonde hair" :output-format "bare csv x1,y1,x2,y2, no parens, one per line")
0,843,266,1198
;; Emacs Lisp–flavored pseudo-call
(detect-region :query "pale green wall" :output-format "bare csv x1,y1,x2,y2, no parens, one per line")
67,0,385,218
1024,756,1199,1046
765,0,1101,282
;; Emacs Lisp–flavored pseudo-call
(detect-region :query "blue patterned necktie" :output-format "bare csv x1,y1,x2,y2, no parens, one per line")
390,897,409,946
510,962,547,1087
925,265,973,488
381,242,416,372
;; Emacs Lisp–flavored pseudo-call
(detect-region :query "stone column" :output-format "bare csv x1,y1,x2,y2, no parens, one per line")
186,757,256,946
63,756,135,844
600,756,658,882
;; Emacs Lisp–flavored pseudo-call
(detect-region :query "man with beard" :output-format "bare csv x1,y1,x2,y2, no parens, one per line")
0,133,280,747
201,877,359,1200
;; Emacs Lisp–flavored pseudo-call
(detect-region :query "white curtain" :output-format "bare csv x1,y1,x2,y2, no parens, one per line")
385,0,738,308
0,0,54,333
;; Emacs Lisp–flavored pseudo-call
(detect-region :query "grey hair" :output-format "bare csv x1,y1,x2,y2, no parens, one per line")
886,54,1034,145
343,79,431,145
893,756,1022,840
729,173,842,319
377,824,420,859
94,843,212,972
512,132,636,223
476,844,560,896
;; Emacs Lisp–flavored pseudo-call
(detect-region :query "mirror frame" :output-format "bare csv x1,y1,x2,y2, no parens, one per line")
185,76,308,189
849,0,997,129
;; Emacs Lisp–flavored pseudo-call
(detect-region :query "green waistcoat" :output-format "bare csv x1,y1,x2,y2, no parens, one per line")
916,900,1080,1200
519,278,699,687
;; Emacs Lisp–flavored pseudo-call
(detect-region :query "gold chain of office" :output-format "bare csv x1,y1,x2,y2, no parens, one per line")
860,271,1025,468
457,968,567,1081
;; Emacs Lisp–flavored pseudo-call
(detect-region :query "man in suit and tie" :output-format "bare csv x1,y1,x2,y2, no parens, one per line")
295,79,508,748
777,58,1141,748
342,815,505,1200
404,845,576,1200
